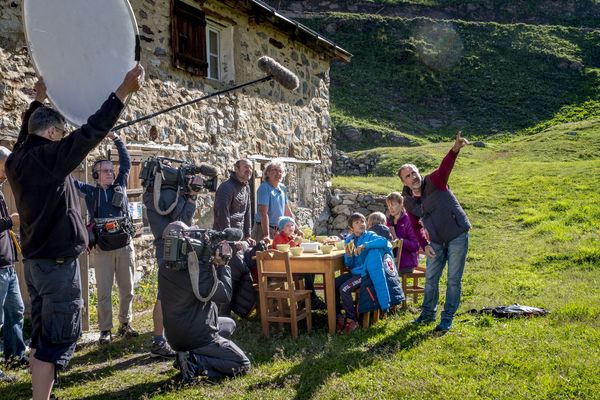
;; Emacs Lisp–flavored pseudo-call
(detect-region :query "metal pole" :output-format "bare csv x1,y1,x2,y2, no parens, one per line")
112,75,273,132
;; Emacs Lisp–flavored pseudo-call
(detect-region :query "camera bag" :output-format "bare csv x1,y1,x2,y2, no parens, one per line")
92,186,132,251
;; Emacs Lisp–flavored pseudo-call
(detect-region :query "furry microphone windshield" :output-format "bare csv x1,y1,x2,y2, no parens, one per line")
257,56,300,91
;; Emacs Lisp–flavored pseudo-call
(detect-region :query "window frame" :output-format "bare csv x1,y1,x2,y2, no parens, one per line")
205,22,221,80
171,0,208,76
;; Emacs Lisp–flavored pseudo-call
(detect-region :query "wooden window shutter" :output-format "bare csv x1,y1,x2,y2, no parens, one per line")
171,0,208,76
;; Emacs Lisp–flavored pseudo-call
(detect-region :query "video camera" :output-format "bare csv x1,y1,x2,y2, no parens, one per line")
139,156,218,193
163,227,243,270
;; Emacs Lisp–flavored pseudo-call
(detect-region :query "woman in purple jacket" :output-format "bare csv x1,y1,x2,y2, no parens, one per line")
386,192,420,273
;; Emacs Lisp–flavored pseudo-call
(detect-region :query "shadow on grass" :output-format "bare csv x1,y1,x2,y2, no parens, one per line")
249,317,437,400
73,376,180,400
0,380,31,400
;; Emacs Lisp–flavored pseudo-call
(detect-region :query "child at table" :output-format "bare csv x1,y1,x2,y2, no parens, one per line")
271,216,327,309
335,212,392,334
385,192,420,274
271,216,301,248
367,212,393,242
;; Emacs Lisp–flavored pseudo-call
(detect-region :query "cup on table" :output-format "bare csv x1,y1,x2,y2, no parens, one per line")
290,247,304,257
321,244,334,254
276,244,290,252
335,240,345,250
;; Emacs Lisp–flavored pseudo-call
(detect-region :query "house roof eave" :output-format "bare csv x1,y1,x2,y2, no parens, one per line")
222,0,352,63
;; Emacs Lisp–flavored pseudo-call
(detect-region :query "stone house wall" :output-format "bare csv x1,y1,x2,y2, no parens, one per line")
332,149,380,176
0,0,339,280
324,189,387,235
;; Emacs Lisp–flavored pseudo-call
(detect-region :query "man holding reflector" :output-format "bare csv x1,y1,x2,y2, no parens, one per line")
6,65,143,400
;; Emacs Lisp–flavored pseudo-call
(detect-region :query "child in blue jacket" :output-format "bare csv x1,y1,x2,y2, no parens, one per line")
335,213,391,333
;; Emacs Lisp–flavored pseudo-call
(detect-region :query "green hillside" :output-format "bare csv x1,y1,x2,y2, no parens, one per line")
298,14,600,150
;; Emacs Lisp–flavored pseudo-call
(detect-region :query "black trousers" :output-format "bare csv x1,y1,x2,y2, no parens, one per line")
188,317,250,378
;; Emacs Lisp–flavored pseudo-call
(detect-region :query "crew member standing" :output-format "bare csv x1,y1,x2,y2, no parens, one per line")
0,146,27,381
6,67,142,400
74,131,138,345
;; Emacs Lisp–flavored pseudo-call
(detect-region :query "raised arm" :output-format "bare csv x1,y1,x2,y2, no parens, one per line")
34,66,143,180
14,78,46,151
111,132,131,187
429,131,469,190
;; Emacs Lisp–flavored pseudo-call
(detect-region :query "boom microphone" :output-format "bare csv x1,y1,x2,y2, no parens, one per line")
196,164,218,177
222,228,243,242
257,56,300,91
112,56,300,132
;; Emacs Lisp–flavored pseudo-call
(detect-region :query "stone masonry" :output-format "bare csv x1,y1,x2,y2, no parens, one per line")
0,0,343,281
323,189,387,235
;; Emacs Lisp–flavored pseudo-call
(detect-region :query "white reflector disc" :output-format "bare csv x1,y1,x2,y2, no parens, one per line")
23,0,139,127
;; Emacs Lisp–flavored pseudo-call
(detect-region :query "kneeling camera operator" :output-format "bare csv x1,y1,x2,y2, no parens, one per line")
160,222,251,381
141,156,250,379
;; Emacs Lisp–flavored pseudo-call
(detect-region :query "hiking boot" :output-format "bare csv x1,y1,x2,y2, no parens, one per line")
336,315,346,334
5,355,29,370
344,319,360,334
117,323,139,338
0,369,15,382
311,296,327,310
98,330,112,345
150,340,176,358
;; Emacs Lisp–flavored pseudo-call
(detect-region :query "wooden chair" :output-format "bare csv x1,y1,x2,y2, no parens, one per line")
360,308,380,328
396,239,427,308
256,250,312,338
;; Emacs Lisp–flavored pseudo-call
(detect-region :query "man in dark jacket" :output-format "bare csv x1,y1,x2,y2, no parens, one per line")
159,223,250,381
6,67,142,399
213,158,254,244
213,159,256,318
399,132,471,332
0,146,27,382
143,177,197,358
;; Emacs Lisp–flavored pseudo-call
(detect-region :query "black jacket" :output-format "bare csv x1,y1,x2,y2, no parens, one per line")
213,171,251,238
0,191,16,267
160,262,233,350
403,175,470,246
6,95,124,259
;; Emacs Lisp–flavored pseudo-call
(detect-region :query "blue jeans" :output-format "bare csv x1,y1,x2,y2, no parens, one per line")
0,266,26,359
421,232,469,324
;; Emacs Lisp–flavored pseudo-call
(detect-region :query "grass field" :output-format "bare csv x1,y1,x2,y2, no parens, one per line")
2,121,598,399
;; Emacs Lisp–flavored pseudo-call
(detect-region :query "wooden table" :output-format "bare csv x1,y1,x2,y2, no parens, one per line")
262,249,345,334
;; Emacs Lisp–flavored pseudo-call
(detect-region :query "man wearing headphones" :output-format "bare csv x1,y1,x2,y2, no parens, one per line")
74,132,138,344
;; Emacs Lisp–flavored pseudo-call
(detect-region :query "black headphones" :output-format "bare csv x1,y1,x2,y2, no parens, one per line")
92,159,111,180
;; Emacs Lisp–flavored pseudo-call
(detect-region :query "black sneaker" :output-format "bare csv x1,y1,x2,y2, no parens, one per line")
150,340,176,358
311,296,327,310
117,323,139,338
98,330,112,345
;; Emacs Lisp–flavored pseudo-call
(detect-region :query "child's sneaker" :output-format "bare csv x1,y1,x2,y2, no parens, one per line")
336,315,346,333
344,319,360,334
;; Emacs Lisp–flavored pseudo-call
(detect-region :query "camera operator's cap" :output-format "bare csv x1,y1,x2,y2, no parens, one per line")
278,216,295,231
162,221,190,238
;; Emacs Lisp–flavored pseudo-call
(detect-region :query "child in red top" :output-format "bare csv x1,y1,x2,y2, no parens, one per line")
270,216,327,309
271,216,300,248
